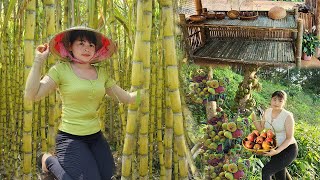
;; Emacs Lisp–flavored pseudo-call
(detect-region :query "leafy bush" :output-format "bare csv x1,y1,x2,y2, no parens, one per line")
302,32,320,56
289,122,320,179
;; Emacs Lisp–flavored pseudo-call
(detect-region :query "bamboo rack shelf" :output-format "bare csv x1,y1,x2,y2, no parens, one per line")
180,11,303,67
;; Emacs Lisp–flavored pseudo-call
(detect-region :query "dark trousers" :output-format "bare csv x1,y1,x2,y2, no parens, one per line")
45,131,115,180
262,143,298,180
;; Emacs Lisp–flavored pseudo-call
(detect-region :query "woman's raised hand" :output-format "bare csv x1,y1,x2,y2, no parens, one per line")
35,43,49,64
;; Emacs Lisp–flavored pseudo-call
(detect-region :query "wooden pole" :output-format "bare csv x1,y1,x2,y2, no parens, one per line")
316,0,320,56
205,67,216,120
206,101,217,120
305,0,311,9
179,14,191,59
296,19,303,68
194,0,202,15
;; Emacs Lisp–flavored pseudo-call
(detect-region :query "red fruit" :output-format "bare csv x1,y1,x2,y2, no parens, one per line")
260,132,267,138
216,107,223,112
217,144,223,152
232,129,244,138
252,130,260,136
247,133,256,142
253,143,262,150
267,130,275,139
255,136,265,144
262,141,271,150
214,86,225,94
265,137,274,143
233,170,245,179
244,141,254,149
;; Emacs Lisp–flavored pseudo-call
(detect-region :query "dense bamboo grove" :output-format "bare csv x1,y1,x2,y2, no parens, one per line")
0,0,192,179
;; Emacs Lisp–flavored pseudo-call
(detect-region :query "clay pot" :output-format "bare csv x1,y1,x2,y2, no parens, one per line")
302,53,312,61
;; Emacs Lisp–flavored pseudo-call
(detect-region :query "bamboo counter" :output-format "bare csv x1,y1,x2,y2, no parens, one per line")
180,11,303,67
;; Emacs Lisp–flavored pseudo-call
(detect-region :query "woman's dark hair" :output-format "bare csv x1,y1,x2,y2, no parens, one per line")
271,90,287,101
69,30,97,46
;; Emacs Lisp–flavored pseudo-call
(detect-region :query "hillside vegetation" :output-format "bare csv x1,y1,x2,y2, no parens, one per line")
181,64,320,179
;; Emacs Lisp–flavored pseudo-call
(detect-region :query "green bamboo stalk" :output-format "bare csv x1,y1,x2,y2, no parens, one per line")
121,0,146,178
23,0,36,178
63,0,69,28
1,0,16,176
111,14,125,150
138,0,152,178
16,10,25,178
164,93,173,179
43,0,56,151
148,1,159,175
11,9,21,178
156,8,166,179
160,0,188,178
88,0,97,28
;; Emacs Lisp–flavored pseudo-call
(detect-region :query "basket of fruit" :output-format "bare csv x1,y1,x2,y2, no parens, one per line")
242,122,277,154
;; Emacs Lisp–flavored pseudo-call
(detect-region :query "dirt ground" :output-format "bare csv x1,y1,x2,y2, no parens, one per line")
301,56,320,68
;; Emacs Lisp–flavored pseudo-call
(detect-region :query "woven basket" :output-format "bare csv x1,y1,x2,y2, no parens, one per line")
239,11,258,20
242,120,277,155
227,10,239,19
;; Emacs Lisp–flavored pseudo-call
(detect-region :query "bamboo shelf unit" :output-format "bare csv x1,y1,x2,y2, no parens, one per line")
180,10,304,67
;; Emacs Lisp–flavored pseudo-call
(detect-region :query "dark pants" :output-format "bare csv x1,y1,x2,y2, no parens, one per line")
45,131,115,180
262,143,298,180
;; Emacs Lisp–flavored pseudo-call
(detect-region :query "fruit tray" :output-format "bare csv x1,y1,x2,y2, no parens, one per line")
242,127,277,155
242,138,277,155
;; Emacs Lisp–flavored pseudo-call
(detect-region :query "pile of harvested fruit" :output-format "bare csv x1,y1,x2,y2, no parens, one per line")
242,129,277,153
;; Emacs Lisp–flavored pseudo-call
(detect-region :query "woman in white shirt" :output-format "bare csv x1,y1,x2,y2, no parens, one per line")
252,90,298,180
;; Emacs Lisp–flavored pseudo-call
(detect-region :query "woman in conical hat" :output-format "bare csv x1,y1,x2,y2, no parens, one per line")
25,27,142,180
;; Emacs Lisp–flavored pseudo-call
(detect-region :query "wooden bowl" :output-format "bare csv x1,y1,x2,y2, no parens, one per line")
215,12,226,20
227,10,239,19
205,12,216,19
189,15,206,22
239,11,258,20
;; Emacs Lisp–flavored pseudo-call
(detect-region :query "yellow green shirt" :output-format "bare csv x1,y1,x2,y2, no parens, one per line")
47,62,116,135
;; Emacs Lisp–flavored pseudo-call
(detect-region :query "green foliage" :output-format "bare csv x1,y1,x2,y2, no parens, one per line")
245,155,264,179
211,67,243,114
182,64,320,179
290,122,320,179
302,32,320,56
